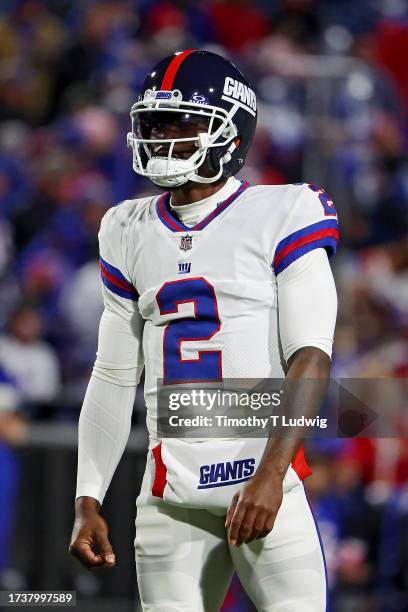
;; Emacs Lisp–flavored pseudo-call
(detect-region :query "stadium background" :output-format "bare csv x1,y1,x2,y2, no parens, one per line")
0,1,407,610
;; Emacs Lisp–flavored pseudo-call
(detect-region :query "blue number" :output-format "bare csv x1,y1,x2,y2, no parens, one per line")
308,184,337,216
156,277,222,384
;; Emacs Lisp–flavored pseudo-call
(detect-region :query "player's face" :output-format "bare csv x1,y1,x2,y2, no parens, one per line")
138,111,211,159
133,109,226,188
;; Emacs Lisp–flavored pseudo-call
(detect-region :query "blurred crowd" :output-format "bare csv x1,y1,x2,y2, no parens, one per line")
0,0,407,609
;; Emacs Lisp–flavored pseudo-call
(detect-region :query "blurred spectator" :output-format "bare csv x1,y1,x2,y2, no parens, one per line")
0,306,60,403
60,260,103,347
208,0,270,52
374,18,408,112
0,366,26,586
307,450,380,599
221,574,255,611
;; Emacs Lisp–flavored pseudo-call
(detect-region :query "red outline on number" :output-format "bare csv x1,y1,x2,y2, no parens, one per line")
156,277,222,385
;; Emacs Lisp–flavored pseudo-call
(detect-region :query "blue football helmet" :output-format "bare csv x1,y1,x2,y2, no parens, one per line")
127,49,257,187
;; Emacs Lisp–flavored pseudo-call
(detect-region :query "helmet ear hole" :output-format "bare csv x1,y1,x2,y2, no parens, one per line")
207,146,224,174
206,145,235,178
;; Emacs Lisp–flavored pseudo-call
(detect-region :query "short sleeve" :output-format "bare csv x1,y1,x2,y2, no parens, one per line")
272,184,339,276
98,206,138,302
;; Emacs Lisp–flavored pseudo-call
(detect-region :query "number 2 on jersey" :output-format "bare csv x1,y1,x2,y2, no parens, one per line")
307,183,337,216
156,277,222,384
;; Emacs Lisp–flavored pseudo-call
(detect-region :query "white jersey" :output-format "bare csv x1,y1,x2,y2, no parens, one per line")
96,177,338,492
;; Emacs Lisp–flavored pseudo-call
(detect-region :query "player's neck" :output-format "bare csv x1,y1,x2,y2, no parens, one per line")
170,178,228,207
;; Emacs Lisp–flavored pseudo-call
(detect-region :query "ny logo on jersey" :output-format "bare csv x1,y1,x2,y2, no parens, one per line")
178,262,191,274
180,234,193,251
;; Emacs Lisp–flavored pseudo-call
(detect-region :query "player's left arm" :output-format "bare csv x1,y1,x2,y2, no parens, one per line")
226,250,336,546
226,184,338,547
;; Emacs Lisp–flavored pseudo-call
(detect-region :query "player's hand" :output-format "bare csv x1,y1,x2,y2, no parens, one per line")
225,470,283,547
69,497,116,570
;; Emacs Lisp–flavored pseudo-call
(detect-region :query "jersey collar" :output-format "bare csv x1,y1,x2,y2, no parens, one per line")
156,180,251,233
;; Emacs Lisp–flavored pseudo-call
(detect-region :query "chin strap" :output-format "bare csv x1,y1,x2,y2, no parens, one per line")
150,140,238,187
186,140,238,185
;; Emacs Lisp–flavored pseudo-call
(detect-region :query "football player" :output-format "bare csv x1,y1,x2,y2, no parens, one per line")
69,50,338,611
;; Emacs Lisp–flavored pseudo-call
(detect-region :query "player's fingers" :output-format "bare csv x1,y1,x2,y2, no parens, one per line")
69,542,106,569
227,500,248,546
256,513,278,540
244,511,268,544
265,512,277,533
94,531,116,566
225,493,239,530
235,507,259,546
256,529,270,540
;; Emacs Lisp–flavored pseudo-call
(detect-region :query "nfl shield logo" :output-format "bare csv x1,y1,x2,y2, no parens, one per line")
180,234,193,251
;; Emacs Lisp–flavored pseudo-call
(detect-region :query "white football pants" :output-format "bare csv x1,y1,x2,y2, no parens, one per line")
135,450,327,611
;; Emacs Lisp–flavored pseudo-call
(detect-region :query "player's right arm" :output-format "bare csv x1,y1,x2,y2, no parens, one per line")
69,204,144,570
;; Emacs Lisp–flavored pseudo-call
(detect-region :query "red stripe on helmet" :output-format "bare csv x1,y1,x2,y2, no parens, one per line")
160,49,196,90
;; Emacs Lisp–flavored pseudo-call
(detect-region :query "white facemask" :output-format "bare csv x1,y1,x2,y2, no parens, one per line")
146,157,199,187
127,90,239,188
